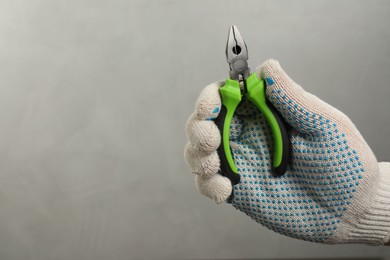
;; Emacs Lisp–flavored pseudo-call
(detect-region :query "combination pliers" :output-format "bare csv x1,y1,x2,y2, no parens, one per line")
215,25,290,185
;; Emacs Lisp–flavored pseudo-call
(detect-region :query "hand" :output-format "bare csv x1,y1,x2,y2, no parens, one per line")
185,59,390,245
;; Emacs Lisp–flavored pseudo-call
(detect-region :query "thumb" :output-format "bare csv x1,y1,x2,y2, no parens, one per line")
259,59,346,135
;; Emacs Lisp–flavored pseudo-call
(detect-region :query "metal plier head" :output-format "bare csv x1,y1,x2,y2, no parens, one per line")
225,25,250,81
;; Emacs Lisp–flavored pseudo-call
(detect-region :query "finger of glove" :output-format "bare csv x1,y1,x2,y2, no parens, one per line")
185,81,223,154
186,116,221,153
193,81,223,121
259,59,349,135
195,174,232,204
185,82,224,177
184,143,220,177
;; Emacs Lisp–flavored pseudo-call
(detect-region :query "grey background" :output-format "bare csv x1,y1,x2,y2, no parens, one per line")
0,0,389,259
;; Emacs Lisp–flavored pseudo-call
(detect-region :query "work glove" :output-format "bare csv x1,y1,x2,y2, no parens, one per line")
185,59,390,245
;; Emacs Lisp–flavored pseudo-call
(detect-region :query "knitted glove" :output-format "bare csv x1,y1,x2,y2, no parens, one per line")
185,59,390,245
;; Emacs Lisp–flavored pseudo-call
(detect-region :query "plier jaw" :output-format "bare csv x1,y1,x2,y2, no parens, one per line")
226,25,251,82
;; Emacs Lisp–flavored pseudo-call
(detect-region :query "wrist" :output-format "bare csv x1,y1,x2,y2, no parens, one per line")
334,162,390,245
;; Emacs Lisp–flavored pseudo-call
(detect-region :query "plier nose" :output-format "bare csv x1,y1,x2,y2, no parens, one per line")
226,25,250,81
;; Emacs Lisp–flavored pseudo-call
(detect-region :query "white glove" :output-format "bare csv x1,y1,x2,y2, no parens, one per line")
185,59,390,245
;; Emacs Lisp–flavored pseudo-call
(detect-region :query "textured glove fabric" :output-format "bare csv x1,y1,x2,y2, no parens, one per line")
185,59,390,245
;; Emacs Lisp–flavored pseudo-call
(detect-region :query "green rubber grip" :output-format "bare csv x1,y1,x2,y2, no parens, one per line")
246,73,289,174
215,79,242,184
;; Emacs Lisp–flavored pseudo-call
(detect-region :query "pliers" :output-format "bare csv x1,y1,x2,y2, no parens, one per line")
215,25,290,185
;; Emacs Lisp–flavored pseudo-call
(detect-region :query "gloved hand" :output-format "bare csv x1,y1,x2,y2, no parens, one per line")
185,59,390,245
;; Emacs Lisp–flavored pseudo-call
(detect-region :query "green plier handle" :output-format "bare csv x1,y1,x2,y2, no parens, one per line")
215,74,290,185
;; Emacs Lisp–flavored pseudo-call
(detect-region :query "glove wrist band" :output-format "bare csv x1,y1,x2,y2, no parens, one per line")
332,162,390,245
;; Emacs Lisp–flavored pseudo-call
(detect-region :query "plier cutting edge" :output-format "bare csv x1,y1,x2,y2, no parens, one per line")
215,25,290,185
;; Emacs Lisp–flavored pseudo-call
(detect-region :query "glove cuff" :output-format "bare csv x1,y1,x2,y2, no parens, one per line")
333,162,390,245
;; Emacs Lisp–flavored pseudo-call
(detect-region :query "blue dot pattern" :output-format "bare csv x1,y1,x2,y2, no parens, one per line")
229,90,364,243
207,106,221,120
